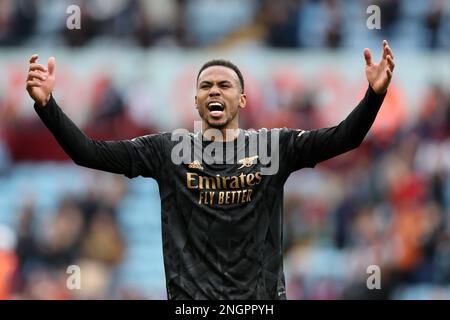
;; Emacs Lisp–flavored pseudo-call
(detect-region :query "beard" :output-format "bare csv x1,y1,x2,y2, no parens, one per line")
206,117,228,129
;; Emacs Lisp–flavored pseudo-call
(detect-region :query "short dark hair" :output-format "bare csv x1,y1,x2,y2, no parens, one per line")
197,59,244,93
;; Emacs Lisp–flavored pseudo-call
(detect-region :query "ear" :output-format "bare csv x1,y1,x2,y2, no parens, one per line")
195,95,198,109
239,94,247,109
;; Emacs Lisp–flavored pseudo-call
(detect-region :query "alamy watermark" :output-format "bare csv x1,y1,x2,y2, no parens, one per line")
65,4,381,32
170,121,280,175
367,5,381,30
366,264,381,290
66,265,81,290
66,5,81,30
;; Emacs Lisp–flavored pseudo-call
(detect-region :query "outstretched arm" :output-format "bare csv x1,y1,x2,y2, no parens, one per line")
287,40,395,169
25,55,163,178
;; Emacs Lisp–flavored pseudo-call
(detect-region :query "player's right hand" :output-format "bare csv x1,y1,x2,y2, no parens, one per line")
26,54,56,108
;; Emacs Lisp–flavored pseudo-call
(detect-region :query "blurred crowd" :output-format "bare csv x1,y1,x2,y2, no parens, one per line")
283,82,450,299
0,0,449,49
0,174,133,299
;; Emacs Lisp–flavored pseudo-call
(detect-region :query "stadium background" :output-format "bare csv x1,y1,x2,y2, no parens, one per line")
0,0,450,299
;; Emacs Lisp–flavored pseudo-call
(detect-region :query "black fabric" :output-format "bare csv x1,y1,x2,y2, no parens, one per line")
34,86,385,300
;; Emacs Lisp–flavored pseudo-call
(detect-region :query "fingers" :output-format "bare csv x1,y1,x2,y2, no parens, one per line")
27,62,47,87
26,79,43,88
29,63,47,73
386,45,394,59
386,68,392,81
364,48,372,66
48,57,56,76
29,54,48,73
27,70,47,82
384,41,394,80
382,39,394,60
384,39,395,78
28,54,55,75
387,55,395,72
29,54,39,64
27,54,48,89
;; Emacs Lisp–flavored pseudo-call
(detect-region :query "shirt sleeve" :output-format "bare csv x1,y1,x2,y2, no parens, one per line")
280,85,386,173
34,95,166,179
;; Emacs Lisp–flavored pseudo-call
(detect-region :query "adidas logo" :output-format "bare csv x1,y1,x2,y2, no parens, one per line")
188,160,204,170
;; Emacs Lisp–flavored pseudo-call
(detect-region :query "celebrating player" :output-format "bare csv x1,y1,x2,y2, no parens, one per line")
26,40,394,299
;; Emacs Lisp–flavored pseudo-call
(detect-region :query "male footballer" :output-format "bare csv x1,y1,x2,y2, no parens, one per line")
26,40,394,299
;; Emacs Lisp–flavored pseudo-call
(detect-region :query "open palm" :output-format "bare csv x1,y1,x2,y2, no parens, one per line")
364,40,395,95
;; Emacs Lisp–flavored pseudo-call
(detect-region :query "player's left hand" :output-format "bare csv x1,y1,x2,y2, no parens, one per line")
364,40,395,95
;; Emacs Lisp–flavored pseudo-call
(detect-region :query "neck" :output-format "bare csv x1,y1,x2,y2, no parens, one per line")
202,122,240,142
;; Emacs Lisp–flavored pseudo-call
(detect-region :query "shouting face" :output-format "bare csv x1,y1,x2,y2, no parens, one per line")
196,66,246,130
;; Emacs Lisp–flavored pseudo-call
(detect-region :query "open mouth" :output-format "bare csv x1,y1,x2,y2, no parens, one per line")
207,102,225,117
